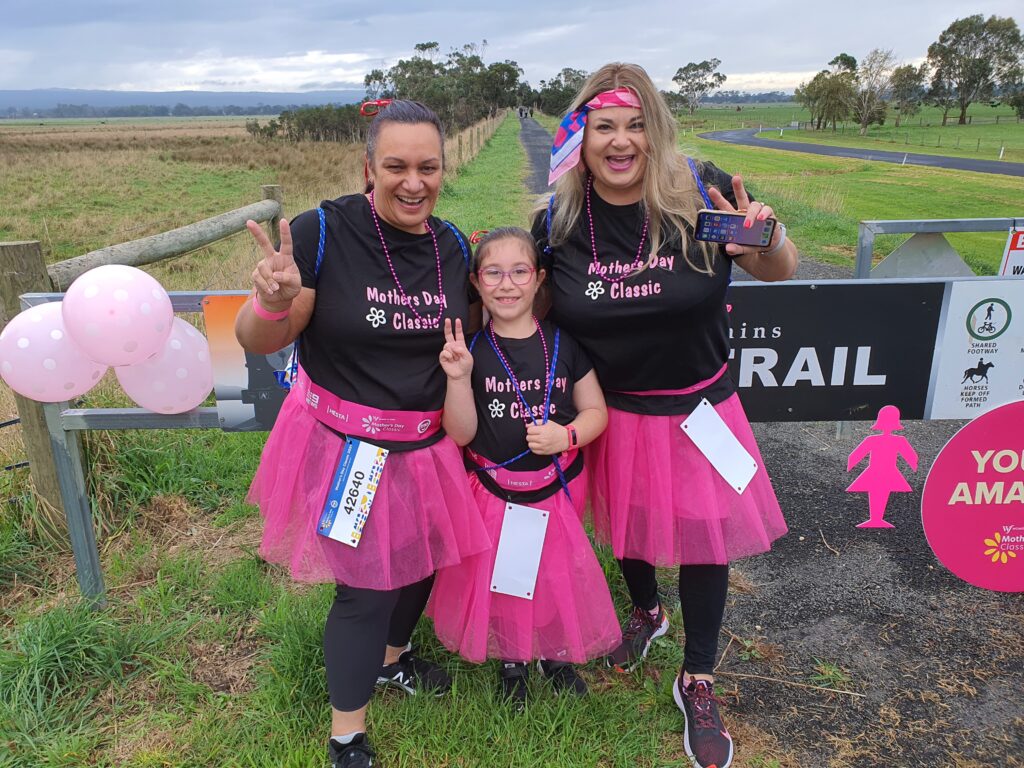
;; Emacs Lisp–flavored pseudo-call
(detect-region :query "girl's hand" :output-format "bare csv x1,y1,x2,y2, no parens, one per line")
525,421,570,456
440,318,473,380
706,175,780,258
247,218,302,312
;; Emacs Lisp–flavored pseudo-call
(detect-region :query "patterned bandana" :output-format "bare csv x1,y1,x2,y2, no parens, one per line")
548,87,643,185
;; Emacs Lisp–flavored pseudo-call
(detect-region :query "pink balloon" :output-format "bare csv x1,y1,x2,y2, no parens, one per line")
62,265,174,366
0,301,108,402
115,318,213,414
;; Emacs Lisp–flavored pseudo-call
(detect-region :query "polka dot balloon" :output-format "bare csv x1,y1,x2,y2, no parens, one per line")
0,301,108,402
62,264,174,366
115,317,213,414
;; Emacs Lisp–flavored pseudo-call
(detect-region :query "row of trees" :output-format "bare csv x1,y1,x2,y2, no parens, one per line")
795,15,1024,134
5,103,289,119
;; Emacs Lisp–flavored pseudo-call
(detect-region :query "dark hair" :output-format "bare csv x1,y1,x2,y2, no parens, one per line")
472,227,541,271
365,100,446,192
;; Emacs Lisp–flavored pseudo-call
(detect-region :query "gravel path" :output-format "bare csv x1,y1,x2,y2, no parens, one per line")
519,117,1024,765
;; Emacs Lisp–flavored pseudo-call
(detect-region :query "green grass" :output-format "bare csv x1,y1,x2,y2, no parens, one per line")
7,113,779,768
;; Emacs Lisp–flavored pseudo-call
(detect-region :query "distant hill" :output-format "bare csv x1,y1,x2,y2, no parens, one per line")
0,88,364,111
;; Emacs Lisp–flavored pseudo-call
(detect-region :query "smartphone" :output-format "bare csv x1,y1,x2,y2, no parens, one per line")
694,209,776,248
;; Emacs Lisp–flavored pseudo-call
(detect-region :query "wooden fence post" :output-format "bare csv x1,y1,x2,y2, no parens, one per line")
0,241,68,542
261,185,284,244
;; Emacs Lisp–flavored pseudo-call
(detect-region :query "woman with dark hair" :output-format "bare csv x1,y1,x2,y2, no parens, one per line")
236,100,487,768
533,63,796,768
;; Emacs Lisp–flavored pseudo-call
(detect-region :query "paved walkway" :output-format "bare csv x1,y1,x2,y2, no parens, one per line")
700,128,1024,177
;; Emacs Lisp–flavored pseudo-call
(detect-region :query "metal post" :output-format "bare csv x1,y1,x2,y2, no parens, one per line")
43,402,106,608
854,224,876,279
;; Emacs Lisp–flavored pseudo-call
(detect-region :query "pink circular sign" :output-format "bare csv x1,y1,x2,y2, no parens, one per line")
922,400,1024,592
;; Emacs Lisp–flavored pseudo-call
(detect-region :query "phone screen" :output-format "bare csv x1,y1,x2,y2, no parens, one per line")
695,210,776,248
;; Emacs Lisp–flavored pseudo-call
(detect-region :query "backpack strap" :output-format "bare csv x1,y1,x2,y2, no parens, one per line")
442,220,471,271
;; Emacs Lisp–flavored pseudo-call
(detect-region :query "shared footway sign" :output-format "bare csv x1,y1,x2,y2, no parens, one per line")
728,277,1024,422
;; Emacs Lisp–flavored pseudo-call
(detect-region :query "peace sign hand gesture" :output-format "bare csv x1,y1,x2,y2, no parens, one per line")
247,218,302,312
439,318,473,381
707,175,780,258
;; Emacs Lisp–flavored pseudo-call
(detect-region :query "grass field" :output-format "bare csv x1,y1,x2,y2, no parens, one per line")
536,111,1024,275
2,109,1022,768
6,114,807,768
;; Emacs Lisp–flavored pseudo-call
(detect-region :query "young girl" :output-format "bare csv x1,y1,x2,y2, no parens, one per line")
428,227,620,704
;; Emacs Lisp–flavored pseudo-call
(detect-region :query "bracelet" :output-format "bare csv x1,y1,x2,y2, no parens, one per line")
252,295,291,321
565,424,578,449
759,222,787,257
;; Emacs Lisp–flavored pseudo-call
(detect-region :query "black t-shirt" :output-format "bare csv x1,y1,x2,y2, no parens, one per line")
466,320,592,502
291,194,473,450
533,162,744,416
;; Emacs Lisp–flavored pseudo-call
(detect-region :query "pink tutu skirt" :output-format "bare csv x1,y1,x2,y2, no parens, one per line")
586,394,786,566
248,393,489,590
428,470,621,663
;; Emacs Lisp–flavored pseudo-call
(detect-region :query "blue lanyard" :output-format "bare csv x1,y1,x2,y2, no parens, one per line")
687,157,713,209
473,327,572,500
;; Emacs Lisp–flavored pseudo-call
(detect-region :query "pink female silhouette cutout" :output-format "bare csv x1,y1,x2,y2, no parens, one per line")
846,405,918,528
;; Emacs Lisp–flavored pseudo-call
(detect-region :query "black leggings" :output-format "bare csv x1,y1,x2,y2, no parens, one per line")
323,574,434,712
618,558,729,676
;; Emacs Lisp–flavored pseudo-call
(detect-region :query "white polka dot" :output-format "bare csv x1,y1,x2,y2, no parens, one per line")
113,289,129,302
185,326,198,338
197,350,208,363
123,340,138,353
140,303,151,315
153,381,166,392
175,367,188,379
29,312,43,323
170,339,182,351
43,358,57,371
152,288,164,300
50,329,64,341
83,285,100,299
86,323,100,336
1,361,11,374
17,338,29,349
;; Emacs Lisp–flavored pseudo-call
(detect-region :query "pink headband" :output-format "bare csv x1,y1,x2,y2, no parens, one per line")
548,87,642,184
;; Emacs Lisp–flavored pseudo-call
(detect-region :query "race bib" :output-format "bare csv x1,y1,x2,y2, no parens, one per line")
316,438,389,547
681,398,758,494
490,502,550,600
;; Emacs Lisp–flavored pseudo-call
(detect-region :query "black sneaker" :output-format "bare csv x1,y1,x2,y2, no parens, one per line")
376,648,452,696
328,733,376,768
674,675,734,768
538,660,588,696
498,661,529,709
606,604,670,672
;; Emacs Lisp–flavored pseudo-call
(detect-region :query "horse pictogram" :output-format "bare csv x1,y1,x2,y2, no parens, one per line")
961,359,995,384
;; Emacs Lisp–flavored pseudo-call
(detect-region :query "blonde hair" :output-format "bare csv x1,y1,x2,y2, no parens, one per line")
541,62,714,274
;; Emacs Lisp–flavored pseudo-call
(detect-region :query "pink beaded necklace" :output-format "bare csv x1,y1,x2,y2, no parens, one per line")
487,316,550,428
368,190,446,326
584,175,650,284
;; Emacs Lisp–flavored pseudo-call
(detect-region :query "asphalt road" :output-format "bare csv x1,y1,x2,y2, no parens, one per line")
700,128,1024,177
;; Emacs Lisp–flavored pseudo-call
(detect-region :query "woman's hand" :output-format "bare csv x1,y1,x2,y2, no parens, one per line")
247,218,302,312
525,421,569,456
706,175,780,258
440,318,473,380
708,175,797,281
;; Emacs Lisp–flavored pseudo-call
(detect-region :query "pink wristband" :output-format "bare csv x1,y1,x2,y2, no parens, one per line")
252,295,290,321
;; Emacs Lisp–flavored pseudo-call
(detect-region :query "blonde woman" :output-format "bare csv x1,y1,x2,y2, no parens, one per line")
533,62,797,768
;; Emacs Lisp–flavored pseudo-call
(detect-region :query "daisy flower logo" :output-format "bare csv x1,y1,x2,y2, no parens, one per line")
488,399,506,419
982,532,1018,564
584,281,605,301
366,307,387,328
362,415,380,434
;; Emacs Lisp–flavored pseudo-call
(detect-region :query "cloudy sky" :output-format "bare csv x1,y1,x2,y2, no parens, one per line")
4,1,1021,93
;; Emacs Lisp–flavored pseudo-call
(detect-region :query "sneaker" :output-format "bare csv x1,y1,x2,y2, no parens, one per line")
328,733,376,768
498,661,529,709
538,660,588,696
376,648,452,696
673,675,734,768
606,604,670,672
